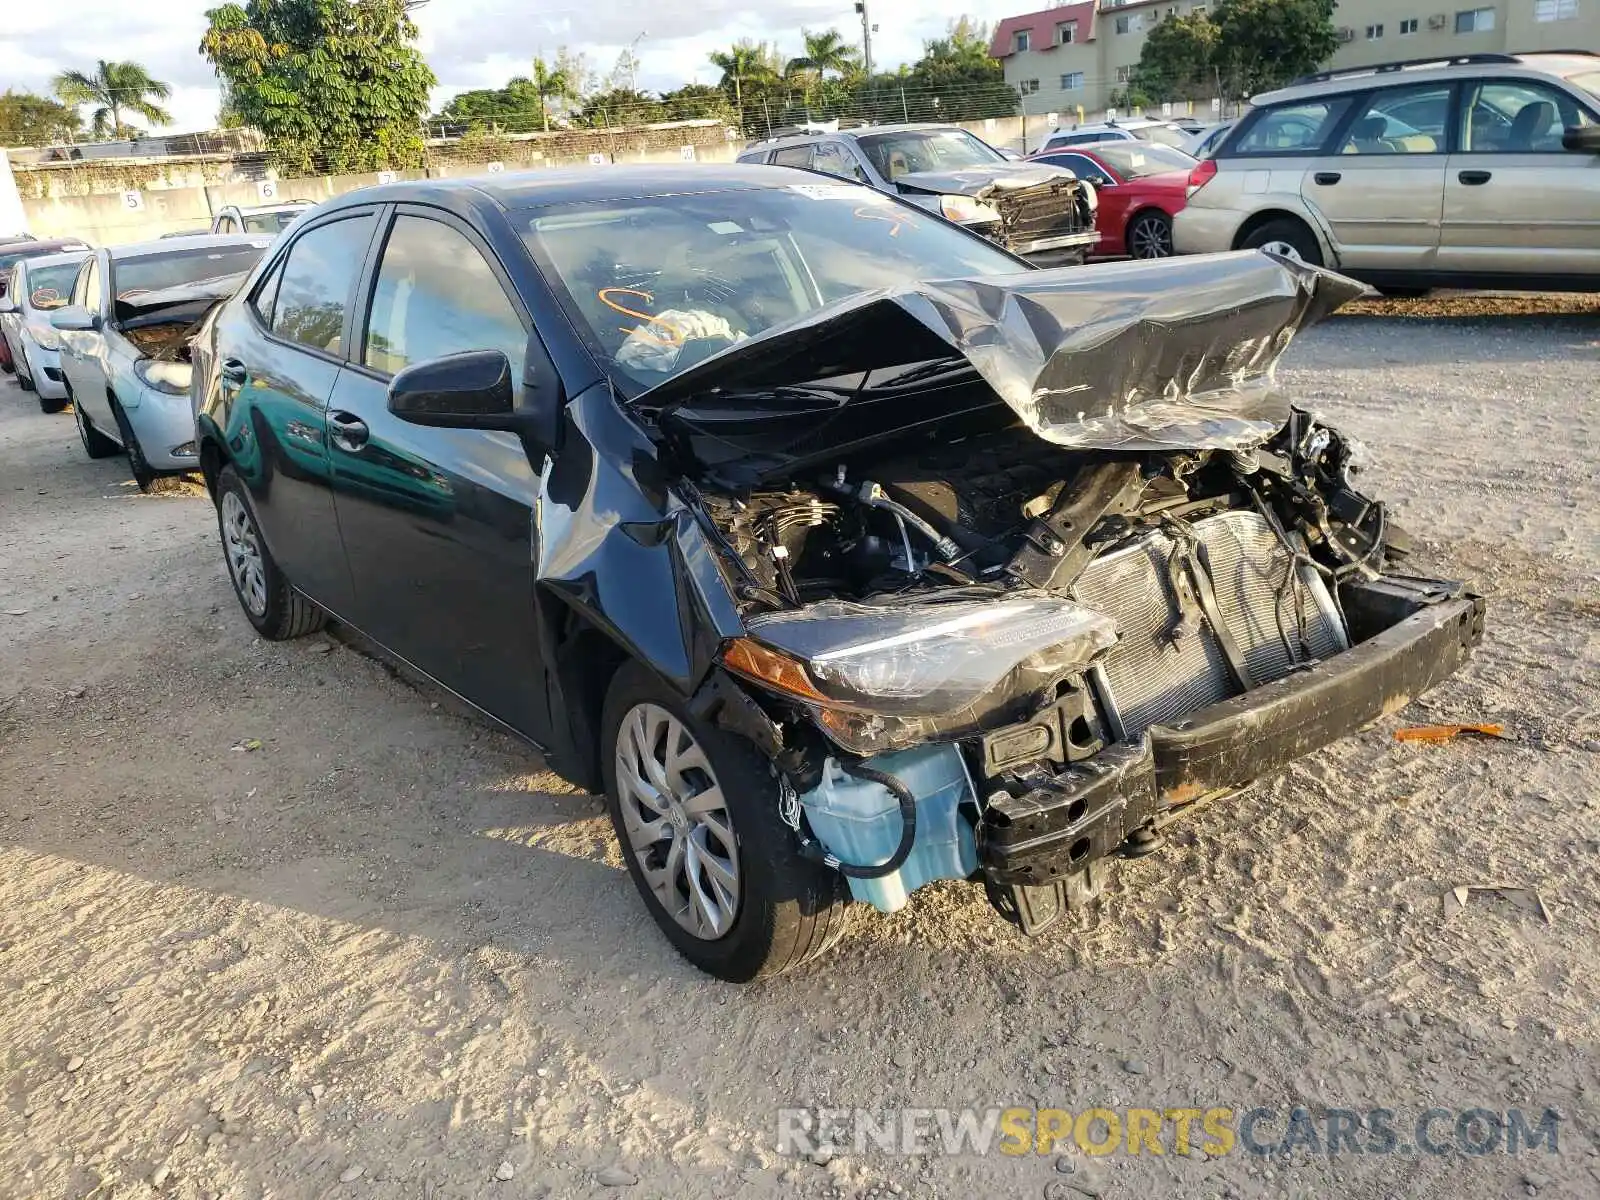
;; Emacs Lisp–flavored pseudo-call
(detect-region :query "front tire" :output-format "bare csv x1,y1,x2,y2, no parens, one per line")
1240,217,1325,268
600,661,850,982
111,399,181,494
1126,211,1174,259
215,464,326,640
71,387,121,459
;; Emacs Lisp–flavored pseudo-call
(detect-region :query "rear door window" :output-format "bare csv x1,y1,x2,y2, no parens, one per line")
770,144,816,168
270,214,378,356
1230,97,1354,155
811,143,864,181
1340,84,1453,154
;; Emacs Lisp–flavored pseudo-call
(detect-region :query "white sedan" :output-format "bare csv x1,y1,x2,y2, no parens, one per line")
0,250,92,412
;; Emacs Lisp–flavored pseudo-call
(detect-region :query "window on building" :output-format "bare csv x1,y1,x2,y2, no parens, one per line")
1020,78,1041,94
1057,19,1078,43
1192,3,1207,11
1454,7,1495,32
1015,29,1032,51
1399,17,1419,32
1115,65,1133,84
1534,0,1577,19
1115,15,1133,33
1061,71,1085,90
1366,23,1384,37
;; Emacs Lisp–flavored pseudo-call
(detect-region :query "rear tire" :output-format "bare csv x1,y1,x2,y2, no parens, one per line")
1239,217,1324,268
215,464,326,640
71,387,121,459
38,395,70,414
1125,210,1174,259
600,661,850,982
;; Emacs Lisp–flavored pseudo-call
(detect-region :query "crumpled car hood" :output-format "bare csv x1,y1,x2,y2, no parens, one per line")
893,162,1079,197
632,250,1368,453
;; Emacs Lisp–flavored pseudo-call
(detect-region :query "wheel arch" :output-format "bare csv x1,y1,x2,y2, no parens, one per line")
1231,206,1337,265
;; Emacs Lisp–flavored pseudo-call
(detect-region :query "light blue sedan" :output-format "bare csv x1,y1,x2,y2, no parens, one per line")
52,234,271,491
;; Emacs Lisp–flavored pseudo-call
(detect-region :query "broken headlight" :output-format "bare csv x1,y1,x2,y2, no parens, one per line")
939,195,1001,225
721,595,1118,755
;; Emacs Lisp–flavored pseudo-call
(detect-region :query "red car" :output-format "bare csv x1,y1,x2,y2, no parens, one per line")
1026,142,1196,259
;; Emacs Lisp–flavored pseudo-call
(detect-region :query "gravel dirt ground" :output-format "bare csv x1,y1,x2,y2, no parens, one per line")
0,302,1597,1200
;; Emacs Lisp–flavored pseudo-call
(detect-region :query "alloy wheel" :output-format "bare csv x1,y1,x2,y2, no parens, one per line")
613,702,741,940
1128,214,1173,259
220,490,268,616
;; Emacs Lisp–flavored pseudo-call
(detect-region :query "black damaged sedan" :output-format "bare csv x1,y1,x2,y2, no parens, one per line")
192,166,1483,981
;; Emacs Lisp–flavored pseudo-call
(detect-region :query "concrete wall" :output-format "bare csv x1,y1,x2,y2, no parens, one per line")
0,151,26,237
17,132,743,247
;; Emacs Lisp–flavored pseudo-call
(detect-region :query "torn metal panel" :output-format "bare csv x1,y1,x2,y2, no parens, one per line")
633,250,1367,454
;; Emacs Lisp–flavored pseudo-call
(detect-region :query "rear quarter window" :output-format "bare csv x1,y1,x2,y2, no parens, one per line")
1227,97,1355,156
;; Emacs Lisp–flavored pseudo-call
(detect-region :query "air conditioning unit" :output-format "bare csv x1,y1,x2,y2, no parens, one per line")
1427,12,1448,26
1336,25,1356,41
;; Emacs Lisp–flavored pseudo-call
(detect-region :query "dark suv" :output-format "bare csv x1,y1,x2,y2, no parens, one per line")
192,165,1481,981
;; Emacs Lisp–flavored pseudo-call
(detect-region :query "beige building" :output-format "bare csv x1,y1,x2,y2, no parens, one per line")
990,0,1599,118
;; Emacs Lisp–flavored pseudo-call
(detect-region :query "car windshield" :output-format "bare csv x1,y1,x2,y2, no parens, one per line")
521,184,1027,392
1088,142,1197,178
1572,71,1600,105
1129,124,1189,148
26,263,82,310
111,245,268,301
241,210,303,234
854,129,1004,179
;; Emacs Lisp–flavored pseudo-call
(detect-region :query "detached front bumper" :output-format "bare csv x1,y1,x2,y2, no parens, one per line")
977,593,1486,889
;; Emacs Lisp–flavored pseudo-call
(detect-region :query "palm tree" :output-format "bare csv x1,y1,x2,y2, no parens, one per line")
786,28,860,82
52,60,172,139
531,56,577,131
708,40,780,111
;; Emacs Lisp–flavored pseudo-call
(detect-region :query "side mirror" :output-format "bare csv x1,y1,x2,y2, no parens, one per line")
1562,125,1600,153
388,348,562,459
51,305,99,332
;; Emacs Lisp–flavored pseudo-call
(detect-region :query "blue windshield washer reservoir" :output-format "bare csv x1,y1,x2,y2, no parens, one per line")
798,743,980,912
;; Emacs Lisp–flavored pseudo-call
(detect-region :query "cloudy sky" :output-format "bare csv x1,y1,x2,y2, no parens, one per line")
3,0,990,134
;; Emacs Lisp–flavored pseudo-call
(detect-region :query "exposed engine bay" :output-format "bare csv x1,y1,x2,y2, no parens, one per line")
666,254,1485,936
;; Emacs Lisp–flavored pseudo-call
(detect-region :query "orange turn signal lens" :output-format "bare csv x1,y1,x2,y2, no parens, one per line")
720,637,827,703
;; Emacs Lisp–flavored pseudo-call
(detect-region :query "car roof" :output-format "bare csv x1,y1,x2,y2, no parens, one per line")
0,238,90,255
15,250,91,271
228,201,315,215
1255,50,1599,106
318,164,875,214
106,232,276,260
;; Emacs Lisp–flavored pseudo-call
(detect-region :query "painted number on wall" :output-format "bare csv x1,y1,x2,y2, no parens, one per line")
377,170,398,185
486,161,505,173
588,153,607,166
122,191,145,211
679,145,695,161
257,179,279,201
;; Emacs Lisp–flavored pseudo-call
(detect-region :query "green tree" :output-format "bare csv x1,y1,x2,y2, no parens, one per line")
660,83,733,122
530,55,580,130
0,90,83,147
437,78,548,133
786,28,860,82
905,17,1017,121
200,0,436,175
51,60,173,139
1211,0,1338,96
576,88,665,128
1133,12,1223,100
708,40,782,111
